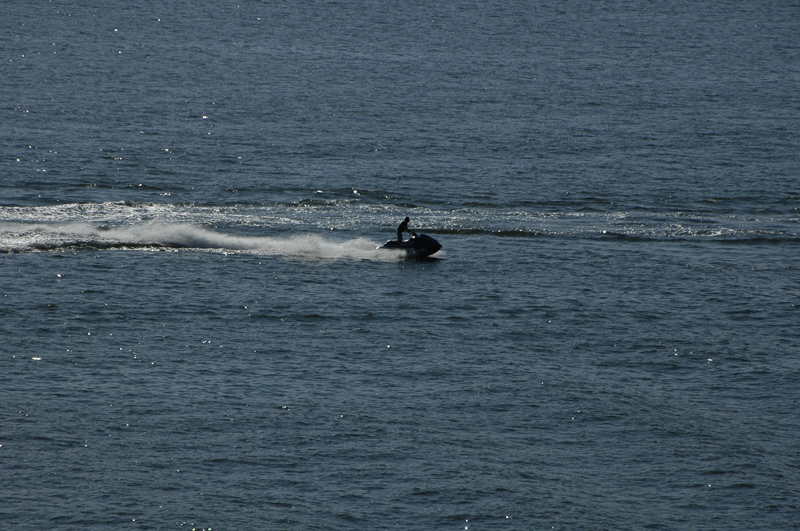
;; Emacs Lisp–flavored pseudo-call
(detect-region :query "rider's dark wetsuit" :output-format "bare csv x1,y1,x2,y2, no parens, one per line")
397,217,411,242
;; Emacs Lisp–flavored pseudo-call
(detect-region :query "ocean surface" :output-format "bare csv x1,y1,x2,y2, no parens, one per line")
2,1,799,529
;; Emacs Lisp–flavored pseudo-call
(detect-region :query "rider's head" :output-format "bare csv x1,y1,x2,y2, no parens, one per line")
404,217,410,222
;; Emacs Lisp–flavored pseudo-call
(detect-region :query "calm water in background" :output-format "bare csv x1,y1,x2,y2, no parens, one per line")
1,1,799,530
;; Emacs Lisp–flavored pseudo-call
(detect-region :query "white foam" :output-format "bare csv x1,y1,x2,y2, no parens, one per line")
0,221,400,260
111,224,395,259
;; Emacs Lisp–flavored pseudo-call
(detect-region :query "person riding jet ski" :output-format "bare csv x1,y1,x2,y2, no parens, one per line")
397,216,415,242
379,217,441,258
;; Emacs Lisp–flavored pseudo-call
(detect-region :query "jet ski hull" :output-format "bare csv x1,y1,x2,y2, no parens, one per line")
379,234,442,258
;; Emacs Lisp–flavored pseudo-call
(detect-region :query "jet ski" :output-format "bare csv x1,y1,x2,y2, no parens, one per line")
379,233,442,258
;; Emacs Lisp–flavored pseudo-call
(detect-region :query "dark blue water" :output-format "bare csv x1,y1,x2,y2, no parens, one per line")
2,1,799,530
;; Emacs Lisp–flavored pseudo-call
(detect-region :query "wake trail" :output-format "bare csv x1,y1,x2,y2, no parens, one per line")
1,223,401,260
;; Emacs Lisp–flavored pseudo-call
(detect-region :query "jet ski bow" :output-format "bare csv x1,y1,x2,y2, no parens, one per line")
379,233,442,258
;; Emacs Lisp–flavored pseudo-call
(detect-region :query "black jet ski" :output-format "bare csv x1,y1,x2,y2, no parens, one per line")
379,233,442,258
